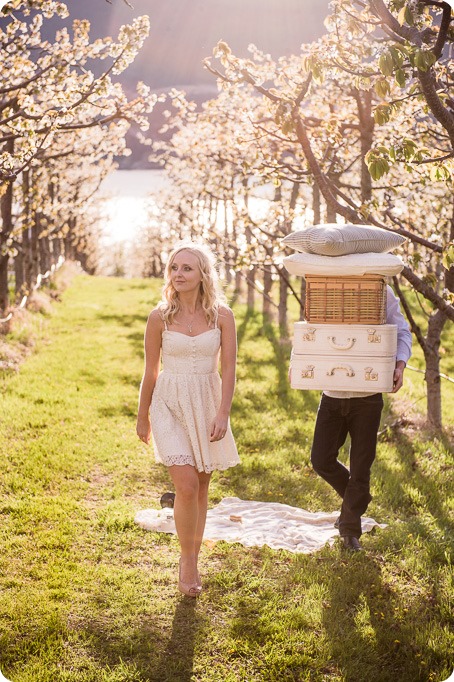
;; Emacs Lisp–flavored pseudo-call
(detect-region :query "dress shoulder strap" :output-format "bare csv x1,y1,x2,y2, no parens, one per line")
159,311,167,331
213,308,219,329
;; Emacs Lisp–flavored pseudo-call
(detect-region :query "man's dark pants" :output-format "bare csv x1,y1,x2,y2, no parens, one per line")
310,393,384,538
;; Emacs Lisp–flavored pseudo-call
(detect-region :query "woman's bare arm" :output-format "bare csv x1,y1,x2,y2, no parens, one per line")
136,309,163,444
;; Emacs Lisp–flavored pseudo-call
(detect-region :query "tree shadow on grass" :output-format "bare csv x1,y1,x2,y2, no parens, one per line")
235,311,320,416
374,414,453,540
222,311,323,507
236,307,258,350
127,330,146,360
98,402,138,419
96,313,147,328
316,546,449,682
78,369,107,387
261,320,295,411
210,544,443,681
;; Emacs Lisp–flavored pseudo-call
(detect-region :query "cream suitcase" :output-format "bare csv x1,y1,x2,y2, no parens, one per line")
293,322,397,357
291,322,397,392
290,353,395,392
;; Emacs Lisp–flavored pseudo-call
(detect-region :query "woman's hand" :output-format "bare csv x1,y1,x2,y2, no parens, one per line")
136,416,151,444
210,412,229,442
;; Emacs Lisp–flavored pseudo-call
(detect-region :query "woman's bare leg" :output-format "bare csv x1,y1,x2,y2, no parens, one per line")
195,471,212,560
168,464,200,586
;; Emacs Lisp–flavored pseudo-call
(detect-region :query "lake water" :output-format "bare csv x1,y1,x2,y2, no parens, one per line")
99,168,310,247
99,169,169,245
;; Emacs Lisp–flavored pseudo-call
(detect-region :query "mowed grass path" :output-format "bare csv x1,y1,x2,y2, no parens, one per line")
0,274,452,682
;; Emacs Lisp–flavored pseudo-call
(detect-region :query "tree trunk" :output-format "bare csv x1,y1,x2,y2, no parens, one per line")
289,182,299,217
278,272,288,336
312,182,321,224
223,201,232,285
262,265,273,320
293,113,359,224
30,216,40,284
243,178,256,310
355,88,374,203
14,245,25,300
231,200,242,296
247,265,256,310
16,169,30,297
445,195,454,294
23,227,32,290
234,269,242,295
299,278,306,320
326,177,337,222
39,234,51,274
0,255,9,315
65,217,76,260
0,175,14,313
424,310,447,428
278,181,299,336
53,237,62,264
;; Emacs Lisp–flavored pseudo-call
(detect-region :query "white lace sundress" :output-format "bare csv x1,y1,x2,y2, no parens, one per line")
150,322,240,473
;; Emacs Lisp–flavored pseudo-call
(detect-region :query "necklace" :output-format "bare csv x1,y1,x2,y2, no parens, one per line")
184,309,198,334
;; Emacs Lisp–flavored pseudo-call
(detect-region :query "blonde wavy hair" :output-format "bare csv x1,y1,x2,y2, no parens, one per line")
159,242,226,327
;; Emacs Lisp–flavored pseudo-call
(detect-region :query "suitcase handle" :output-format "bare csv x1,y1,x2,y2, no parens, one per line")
326,364,355,377
328,336,356,351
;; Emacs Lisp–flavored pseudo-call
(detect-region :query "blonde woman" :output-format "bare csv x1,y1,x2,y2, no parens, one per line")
136,242,240,597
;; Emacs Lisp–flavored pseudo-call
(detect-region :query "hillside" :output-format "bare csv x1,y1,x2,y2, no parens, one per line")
52,0,331,90
0,0,331,167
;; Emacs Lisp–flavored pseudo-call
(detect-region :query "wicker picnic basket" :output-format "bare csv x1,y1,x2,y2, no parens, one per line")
305,275,387,324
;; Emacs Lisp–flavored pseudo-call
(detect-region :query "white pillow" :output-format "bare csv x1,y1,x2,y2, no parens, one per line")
281,224,407,255
283,252,404,278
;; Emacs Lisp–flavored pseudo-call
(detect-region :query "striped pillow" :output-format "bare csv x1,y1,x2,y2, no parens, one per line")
281,224,406,255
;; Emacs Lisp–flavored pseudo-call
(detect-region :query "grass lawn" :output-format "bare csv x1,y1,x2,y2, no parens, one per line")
0,273,452,682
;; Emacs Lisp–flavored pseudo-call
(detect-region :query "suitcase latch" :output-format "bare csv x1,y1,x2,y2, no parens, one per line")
302,328,316,342
367,329,382,343
365,367,378,381
301,365,315,379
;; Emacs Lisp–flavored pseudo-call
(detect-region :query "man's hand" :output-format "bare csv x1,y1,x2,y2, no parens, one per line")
392,360,406,393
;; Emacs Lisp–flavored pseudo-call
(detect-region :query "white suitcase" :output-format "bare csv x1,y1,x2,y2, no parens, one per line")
293,322,397,357
290,353,395,392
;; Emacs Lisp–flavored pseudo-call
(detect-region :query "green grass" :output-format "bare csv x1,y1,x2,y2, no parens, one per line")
0,274,452,682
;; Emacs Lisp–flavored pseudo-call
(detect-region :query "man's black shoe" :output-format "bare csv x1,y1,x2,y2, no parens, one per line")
341,535,363,552
334,517,340,530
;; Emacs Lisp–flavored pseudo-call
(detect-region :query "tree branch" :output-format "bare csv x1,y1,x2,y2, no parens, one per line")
400,265,454,321
417,69,454,146
0,62,57,96
431,1,453,59
292,109,360,223
392,275,427,351
369,0,454,146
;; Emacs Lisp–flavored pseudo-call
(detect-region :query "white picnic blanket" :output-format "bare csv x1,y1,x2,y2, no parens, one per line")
134,497,386,554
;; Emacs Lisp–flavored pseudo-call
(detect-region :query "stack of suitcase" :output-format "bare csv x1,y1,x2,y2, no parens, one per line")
282,227,406,394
